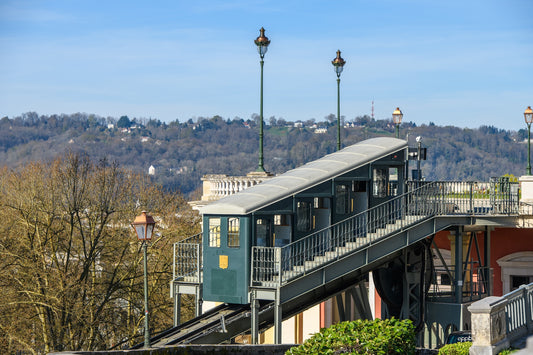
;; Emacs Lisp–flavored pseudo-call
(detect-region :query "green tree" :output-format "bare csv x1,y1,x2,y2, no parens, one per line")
117,115,131,128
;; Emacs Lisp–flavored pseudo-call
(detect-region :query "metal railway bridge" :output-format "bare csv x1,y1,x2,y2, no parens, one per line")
132,178,522,349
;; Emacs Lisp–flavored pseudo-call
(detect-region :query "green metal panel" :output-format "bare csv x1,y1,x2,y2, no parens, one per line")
336,165,370,180
203,215,250,304
252,197,293,214
295,181,332,197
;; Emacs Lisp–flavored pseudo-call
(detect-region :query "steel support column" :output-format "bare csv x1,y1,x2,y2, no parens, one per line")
485,227,492,296
196,287,203,318
352,282,373,320
455,227,464,304
174,292,181,327
336,294,346,321
251,290,259,344
274,289,282,344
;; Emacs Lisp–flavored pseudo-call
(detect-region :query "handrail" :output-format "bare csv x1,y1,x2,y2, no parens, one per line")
469,282,533,353
173,232,203,283
179,232,203,245
496,283,533,342
252,180,519,287
173,242,202,283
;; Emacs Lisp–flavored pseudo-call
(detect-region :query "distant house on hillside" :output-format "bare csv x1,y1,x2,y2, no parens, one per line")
148,165,155,175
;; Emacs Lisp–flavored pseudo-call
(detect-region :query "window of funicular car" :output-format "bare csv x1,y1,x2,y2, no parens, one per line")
373,167,388,198
227,217,240,248
296,201,311,232
335,184,350,215
373,167,400,197
208,217,221,247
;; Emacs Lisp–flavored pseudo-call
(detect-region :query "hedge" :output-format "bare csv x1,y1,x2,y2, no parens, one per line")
286,318,415,355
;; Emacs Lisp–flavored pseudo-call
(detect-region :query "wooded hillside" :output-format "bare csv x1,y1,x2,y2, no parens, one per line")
1,112,528,197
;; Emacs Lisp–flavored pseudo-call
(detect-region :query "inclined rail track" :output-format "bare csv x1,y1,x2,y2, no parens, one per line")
131,302,277,348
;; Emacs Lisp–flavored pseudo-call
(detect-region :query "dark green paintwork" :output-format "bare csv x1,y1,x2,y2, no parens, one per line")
203,216,251,304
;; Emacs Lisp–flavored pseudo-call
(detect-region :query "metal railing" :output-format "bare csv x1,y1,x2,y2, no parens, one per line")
503,283,533,341
173,232,202,284
428,266,492,303
406,180,519,215
469,282,533,353
252,181,520,288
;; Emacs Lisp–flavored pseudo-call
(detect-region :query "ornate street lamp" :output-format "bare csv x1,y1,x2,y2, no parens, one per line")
525,106,533,175
254,27,270,172
131,211,156,348
332,50,346,151
392,107,403,139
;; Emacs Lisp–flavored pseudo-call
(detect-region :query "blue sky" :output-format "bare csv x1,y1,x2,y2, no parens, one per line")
1,0,532,130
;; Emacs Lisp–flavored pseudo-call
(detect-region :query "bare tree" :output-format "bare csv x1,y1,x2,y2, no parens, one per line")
0,153,199,353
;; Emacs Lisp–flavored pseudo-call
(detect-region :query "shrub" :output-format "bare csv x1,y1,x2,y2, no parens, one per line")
286,318,415,355
438,341,471,355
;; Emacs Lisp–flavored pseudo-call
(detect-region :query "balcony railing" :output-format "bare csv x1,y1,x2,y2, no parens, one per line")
252,181,519,288
173,232,202,284
469,282,533,353
504,283,533,341
428,266,492,303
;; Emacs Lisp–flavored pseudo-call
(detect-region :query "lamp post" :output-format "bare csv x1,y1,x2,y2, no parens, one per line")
525,106,533,175
332,50,346,151
392,107,403,139
254,27,270,172
132,211,156,348
416,136,422,181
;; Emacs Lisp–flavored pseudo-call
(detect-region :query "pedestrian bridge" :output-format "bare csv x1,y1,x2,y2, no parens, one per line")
138,178,523,348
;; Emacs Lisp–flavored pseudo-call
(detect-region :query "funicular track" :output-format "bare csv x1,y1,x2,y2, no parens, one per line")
131,303,250,348
155,180,519,347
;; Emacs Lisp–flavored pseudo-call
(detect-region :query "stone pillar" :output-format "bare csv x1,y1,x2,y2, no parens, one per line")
468,296,509,355
519,175,533,204
519,175,533,216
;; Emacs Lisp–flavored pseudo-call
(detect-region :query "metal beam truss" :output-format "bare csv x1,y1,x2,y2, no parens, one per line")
335,280,373,322
423,226,494,348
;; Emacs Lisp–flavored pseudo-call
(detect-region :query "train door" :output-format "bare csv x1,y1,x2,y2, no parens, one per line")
353,180,368,214
273,214,292,247
203,216,249,304
314,197,331,230
370,166,401,208
256,216,274,247
294,198,314,241
333,183,352,224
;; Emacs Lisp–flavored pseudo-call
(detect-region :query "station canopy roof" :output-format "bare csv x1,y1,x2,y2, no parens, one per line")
198,137,407,215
